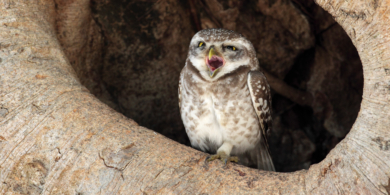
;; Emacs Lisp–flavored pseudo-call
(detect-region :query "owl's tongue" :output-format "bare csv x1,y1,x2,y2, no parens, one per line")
207,56,224,71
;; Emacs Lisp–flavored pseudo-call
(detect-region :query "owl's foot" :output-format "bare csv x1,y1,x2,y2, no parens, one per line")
206,151,239,166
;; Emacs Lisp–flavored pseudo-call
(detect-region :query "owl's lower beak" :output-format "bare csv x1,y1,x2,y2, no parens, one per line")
206,48,224,78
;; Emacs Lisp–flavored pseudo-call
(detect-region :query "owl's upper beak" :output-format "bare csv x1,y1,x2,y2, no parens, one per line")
206,48,224,78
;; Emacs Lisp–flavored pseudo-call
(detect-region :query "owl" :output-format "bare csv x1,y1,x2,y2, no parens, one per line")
178,28,275,171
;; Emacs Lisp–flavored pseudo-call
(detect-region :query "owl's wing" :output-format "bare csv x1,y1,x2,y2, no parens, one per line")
247,71,272,139
178,67,184,109
247,70,275,171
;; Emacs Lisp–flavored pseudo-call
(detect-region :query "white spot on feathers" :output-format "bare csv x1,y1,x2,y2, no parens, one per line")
258,98,263,105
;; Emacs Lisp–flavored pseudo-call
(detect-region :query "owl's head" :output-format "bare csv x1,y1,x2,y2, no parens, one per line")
187,28,258,81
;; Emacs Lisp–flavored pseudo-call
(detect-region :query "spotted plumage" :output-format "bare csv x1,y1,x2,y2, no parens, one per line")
179,29,274,171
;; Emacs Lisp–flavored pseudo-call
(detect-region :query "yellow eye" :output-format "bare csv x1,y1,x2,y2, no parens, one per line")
198,42,204,47
227,46,236,51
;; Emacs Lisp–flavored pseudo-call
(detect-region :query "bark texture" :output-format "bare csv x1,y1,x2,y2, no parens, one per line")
0,0,389,195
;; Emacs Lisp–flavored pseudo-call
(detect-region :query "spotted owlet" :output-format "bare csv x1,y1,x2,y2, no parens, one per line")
178,29,275,171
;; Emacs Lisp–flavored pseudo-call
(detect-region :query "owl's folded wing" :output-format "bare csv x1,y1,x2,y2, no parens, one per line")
178,68,184,109
247,70,275,171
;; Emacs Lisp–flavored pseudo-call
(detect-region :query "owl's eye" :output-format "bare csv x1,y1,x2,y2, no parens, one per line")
198,42,205,47
226,46,237,51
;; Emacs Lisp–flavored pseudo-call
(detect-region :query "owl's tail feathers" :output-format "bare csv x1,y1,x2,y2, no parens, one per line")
253,137,275,171
257,142,275,171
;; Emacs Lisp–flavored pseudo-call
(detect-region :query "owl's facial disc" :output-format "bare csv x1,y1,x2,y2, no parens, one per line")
206,48,225,77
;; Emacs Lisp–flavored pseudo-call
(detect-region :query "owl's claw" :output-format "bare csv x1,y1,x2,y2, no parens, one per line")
227,156,239,163
206,151,239,166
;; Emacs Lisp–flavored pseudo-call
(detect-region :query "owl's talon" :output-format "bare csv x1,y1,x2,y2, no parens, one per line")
206,151,238,167
206,154,220,162
229,156,239,163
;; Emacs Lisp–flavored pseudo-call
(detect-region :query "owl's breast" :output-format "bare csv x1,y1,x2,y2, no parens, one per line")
180,84,222,152
210,84,261,154
180,76,261,154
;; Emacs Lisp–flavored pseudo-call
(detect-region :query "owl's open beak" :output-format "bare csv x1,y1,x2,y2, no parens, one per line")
206,48,224,78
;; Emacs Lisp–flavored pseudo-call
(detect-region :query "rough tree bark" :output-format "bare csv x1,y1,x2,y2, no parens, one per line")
0,0,389,195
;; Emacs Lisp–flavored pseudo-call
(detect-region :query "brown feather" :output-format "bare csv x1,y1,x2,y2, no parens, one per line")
247,71,275,171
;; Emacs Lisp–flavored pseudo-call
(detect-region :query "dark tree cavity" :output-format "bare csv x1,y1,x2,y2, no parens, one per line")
83,0,362,172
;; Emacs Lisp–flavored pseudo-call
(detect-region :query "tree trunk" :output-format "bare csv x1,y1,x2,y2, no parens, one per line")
0,0,389,194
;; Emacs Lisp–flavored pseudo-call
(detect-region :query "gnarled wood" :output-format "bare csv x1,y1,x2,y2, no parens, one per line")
0,0,389,194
